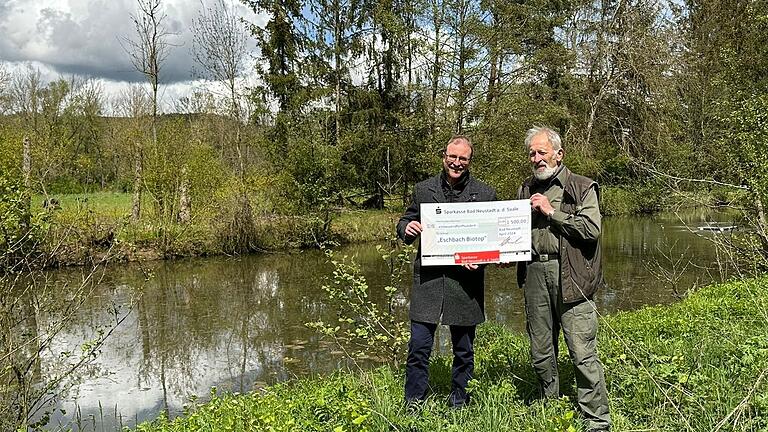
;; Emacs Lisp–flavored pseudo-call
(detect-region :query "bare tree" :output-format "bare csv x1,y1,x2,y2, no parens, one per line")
6,69,40,196
121,0,173,220
114,85,152,128
190,0,253,241
8,67,42,134
191,0,249,174
7,70,105,201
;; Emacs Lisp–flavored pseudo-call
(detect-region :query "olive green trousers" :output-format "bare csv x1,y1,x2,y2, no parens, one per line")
523,259,611,430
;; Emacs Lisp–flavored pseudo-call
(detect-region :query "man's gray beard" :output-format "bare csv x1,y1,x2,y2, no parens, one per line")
533,164,558,181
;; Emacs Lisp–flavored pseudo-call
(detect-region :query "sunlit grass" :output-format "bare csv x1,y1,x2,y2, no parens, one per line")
331,209,398,243
33,192,134,219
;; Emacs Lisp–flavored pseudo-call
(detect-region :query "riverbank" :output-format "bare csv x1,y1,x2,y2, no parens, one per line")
34,192,399,266
131,276,768,431
33,186,738,267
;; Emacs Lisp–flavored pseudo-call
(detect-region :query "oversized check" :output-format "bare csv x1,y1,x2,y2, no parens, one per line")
420,200,531,266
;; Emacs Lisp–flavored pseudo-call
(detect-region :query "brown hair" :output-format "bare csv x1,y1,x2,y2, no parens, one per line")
445,135,474,159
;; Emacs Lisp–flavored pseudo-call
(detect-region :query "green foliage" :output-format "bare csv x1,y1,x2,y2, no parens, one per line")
473,94,560,198
44,207,122,265
330,210,397,244
211,188,338,253
720,94,768,270
5,191,396,266
261,114,348,215
596,153,634,186
600,187,637,216
142,117,192,220
602,278,768,431
726,95,768,204
306,240,412,365
247,0,305,113
0,156,44,269
134,375,373,432
0,123,23,170
0,173,31,253
601,184,666,216
186,139,228,205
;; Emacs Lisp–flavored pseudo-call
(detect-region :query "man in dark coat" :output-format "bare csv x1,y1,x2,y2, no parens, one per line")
397,135,497,408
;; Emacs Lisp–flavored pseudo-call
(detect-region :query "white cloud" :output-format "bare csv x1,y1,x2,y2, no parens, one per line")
0,0,268,110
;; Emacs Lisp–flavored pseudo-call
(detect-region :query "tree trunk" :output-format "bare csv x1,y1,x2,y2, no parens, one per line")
334,0,342,144
406,0,413,103
22,136,32,223
231,81,244,177
486,9,499,112
132,145,143,221
455,2,468,134
178,165,191,224
456,32,466,134
22,136,31,189
430,0,443,136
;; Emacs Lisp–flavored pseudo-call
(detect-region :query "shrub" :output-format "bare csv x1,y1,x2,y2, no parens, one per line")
0,170,46,270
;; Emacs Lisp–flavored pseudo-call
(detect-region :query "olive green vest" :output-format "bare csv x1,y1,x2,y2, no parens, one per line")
518,166,604,303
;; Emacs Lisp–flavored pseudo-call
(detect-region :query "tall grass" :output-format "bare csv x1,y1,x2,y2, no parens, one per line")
133,277,768,431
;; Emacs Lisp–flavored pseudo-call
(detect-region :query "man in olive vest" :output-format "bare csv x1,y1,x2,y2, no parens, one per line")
516,126,611,431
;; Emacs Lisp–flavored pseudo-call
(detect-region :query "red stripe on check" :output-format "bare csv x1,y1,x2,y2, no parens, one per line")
453,250,500,264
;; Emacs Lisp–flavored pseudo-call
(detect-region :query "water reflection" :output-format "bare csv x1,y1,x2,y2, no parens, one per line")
39,211,736,430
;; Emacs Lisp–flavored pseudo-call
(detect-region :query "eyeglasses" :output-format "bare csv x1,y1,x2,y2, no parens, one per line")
443,153,471,164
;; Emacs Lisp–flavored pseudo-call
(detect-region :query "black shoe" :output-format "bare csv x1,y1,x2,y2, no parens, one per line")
448,396,470,409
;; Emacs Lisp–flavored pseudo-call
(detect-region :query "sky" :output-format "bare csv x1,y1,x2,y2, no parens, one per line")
0,0,267,112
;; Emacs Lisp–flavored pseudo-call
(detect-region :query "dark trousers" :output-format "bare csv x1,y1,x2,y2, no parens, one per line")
404,320,476,407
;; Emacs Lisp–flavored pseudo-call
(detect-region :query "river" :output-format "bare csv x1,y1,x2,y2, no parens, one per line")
37,210,737,430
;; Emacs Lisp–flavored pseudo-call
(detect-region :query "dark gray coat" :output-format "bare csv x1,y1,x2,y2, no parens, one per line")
397,173,497,326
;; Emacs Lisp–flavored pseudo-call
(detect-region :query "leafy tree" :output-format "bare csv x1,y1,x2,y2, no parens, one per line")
677,0,768,185
245,0,306,113
716,92,768,270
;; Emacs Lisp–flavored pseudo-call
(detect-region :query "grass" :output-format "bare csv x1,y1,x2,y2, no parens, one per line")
33,192,135,218
331,209,400,243
32,192,400,265
132,276,768,431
